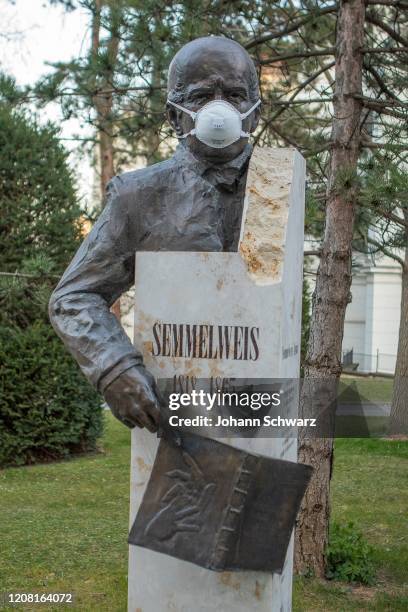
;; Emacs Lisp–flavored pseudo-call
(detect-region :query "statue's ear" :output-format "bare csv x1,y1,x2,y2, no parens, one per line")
250,104,261,133
166,104,184,137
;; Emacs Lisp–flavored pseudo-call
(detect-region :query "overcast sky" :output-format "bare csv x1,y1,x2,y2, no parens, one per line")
1,0,94,201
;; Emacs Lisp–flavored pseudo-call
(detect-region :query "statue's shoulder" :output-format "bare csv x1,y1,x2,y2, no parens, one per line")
110,156,178,198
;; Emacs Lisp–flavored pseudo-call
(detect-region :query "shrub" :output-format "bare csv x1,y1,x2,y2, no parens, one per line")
0,322,103,466
0,83,103,466
326,521,376,585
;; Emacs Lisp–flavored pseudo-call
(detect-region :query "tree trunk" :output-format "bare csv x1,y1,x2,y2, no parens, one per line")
142,54,162,161
390,226,408,435
295,0,365,577
99,127,115,194
91,1,121,319
91,1,119,197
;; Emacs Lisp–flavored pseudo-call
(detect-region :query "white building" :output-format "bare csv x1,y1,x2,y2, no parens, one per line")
342,252,402,374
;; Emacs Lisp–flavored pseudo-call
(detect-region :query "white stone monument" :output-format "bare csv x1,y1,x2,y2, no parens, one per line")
128,147,305,611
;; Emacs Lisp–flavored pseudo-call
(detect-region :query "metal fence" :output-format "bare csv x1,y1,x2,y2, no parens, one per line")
342,349,396,375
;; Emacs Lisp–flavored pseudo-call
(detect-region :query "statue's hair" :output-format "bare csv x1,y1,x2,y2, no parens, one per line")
167,37,259,104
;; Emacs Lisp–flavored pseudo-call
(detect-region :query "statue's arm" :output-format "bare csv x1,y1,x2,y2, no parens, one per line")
49,178,161,430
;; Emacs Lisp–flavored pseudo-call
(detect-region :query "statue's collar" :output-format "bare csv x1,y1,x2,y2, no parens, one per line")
174,143,252,185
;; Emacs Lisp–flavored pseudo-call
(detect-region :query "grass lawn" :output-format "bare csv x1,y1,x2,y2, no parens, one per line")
0,413,407,611
339,375,394,405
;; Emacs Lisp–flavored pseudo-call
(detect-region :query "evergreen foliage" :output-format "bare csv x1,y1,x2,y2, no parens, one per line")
0,103,81,272
0,90,103,467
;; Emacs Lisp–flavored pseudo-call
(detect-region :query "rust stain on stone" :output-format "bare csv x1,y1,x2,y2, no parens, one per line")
219,571,242,591
136,457,150,473
143,340,153,353
254,580,264,600
239,241,263,274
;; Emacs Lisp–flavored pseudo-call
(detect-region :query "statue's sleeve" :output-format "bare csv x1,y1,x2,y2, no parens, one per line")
49,177,142,393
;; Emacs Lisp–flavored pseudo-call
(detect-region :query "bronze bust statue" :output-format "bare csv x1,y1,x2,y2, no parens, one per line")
49,36,261,431
49,37,313,578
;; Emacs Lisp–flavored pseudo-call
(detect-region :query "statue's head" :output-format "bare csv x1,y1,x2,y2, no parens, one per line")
167,36,260,164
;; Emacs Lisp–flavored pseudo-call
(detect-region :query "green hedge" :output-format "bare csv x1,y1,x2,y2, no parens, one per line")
0,83,103,467
0,322,103,467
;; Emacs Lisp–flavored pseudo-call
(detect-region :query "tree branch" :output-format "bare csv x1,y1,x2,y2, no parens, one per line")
380,210,408,229
268,123,299,148
353,94,408,119
304,143,332,158
245,5,338,50
363,62,403,103
365,236,405,267
259,48,335,64
361,140,406,149
91,0,102,61
255,61,335,144
366,0,408,7
366,12,408,47
265,97,333,106
362,46,408,54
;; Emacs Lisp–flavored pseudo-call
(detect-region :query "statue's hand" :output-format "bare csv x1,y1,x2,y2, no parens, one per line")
103,366,161,431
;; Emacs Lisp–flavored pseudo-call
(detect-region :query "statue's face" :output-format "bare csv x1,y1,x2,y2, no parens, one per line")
167,42,260,164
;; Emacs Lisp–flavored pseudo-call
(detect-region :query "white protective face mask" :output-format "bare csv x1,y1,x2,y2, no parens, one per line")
167,98,261,149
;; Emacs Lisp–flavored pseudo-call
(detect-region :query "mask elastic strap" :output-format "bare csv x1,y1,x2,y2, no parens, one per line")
178,129,196,139
240,98,261,120
240,99,261,138
167,99,197,120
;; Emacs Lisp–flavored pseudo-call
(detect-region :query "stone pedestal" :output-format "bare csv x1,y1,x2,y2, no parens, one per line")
128,148,305,611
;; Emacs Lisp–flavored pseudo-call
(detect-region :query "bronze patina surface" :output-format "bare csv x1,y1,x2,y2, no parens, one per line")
49,37,261,432
129,431,312,573
49,36,311,574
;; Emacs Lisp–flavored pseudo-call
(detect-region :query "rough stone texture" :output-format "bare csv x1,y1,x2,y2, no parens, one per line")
120,289,135,340
128,147,305,612
239,148,295,285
